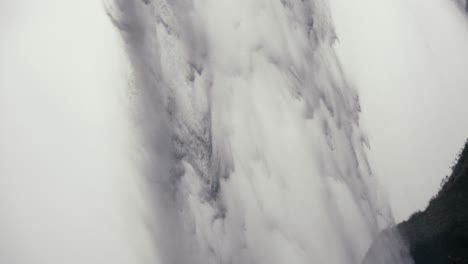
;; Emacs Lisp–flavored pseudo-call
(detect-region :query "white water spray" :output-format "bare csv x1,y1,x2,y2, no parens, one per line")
105,0,413,263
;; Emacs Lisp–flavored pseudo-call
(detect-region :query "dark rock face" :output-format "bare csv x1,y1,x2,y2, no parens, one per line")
398,139,468,264
365,139,468,264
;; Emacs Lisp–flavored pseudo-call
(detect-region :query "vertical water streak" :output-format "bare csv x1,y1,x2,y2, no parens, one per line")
105,0,412,263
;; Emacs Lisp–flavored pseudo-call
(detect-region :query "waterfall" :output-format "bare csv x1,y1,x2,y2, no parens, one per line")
105,1,413,263
3,0,468,263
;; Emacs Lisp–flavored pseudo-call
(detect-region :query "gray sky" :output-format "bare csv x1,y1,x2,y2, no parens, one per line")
0,1,154,263
330,0,468,221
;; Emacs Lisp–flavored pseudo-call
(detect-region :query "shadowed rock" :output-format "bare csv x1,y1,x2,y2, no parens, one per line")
364,139,468,264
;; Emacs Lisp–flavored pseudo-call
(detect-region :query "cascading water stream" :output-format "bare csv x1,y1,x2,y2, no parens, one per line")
105,0,413,263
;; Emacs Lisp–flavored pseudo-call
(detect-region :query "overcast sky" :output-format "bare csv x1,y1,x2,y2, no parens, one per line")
330,0,468,221
0,1,154,263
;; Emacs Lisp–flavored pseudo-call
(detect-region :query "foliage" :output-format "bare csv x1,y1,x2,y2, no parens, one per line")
397,139,468,264
364,139,468,264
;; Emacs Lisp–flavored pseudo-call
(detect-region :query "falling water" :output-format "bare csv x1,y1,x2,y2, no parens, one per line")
104,0,412,263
